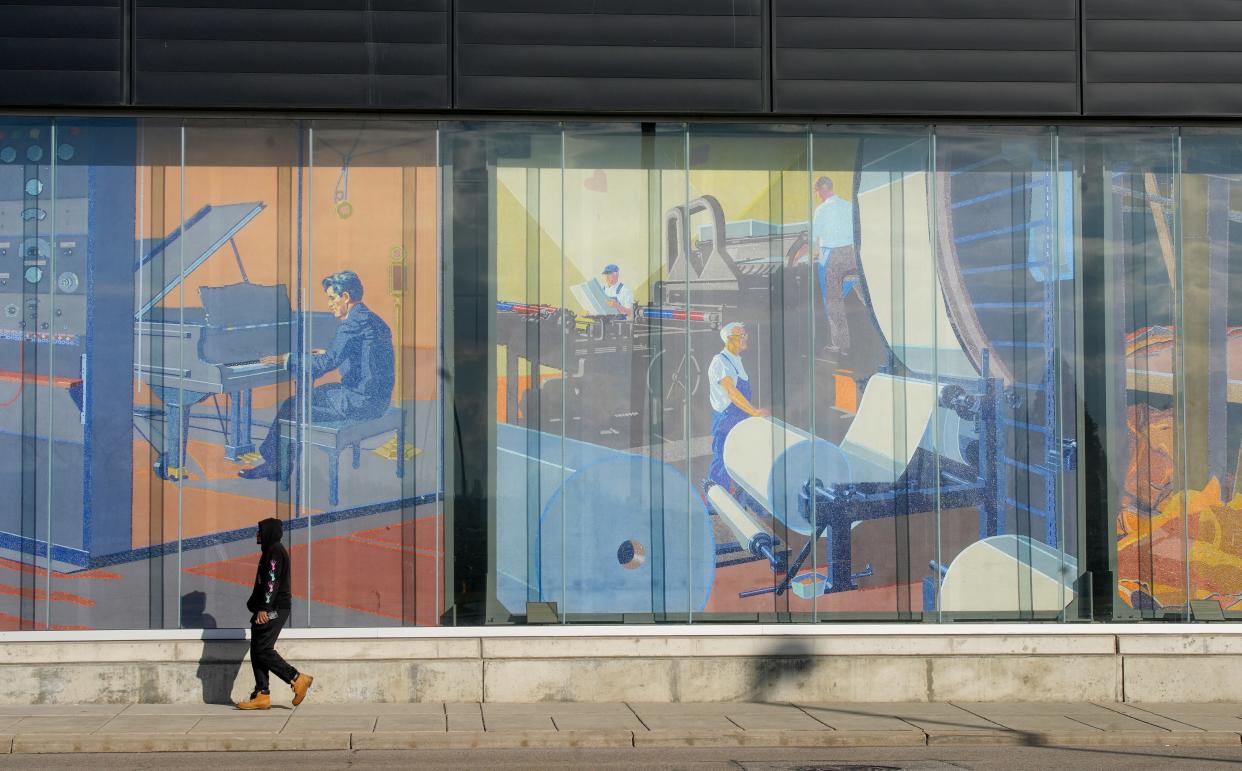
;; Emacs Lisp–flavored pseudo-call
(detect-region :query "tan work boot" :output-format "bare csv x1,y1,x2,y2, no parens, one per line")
291,673,314,706
235,691,271,710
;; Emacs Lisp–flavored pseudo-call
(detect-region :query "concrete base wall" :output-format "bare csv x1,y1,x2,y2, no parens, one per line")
0,627,1235,704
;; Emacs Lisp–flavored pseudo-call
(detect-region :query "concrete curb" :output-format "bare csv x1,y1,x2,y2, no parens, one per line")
925,730,1242,747
10,732,352,753
7,727,1240,752
631,729,927,748
352,730,634,750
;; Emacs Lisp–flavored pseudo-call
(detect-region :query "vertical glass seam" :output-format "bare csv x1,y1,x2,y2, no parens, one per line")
929,127,943,624
176,123,186,628
559,126,567,623
44,122,57,628
808,125,817,622
305,125,314,628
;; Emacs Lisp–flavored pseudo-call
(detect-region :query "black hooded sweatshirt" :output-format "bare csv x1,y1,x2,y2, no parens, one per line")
247,518,292,614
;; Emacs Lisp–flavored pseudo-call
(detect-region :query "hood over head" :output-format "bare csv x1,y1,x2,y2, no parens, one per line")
257,518,283,549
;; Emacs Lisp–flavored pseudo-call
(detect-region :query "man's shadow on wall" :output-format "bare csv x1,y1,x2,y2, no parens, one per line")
183,591,247,704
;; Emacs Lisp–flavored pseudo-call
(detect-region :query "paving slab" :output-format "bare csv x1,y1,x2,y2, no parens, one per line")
0,705,126,717
8,717,112,734
629,703,805,731
189,716,289,733
445,702,484,732
93,716,199,734
353,729,634,750
291,702,445,716
796,703,934,731
1127,703,1242,732
374,715,447,732
10,732,351,753
0,718,21,732
119,704,258,717
551,712,645,731
480,715,555,731
1092,701,1208,732
281,716,376,733
953,703,1108,734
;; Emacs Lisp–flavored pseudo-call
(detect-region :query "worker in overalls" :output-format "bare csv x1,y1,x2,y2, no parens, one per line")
601,263,634,317
707,322,769,491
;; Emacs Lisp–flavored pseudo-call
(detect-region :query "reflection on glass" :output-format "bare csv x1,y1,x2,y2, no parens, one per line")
14,116,1242,629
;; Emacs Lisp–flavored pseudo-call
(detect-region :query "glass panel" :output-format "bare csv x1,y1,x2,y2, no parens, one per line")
555,123,704,622
804,127,936,620
0,118,55,630
931,127,1080,620
1177,130,1242,617
1061,128,1182,620
45,119,148,630
473,122,566,623
168,121,302,629
683,124,814,621
303,121,441,627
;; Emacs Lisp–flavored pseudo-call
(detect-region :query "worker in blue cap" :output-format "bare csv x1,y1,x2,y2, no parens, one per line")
601,263,634,317
706,321,769,491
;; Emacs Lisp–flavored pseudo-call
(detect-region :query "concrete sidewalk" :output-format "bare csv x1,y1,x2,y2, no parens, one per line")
1,702,1242,753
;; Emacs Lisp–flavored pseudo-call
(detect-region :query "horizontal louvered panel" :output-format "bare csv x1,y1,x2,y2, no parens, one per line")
134,3,449,108
779,0,1074,19
0,3,121,104
777,80,1077,115
777,50,1077,83
458,76,763,112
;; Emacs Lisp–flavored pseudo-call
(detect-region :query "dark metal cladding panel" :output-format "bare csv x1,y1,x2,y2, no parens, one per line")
134,1,449,108
772,0,1080,115
0,2,123,106
1085,0,1242,115
454,1,765,112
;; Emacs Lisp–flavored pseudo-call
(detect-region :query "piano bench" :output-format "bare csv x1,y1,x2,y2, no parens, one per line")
279,407,405,507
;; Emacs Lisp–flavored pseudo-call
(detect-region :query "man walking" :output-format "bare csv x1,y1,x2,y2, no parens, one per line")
235,517,313,710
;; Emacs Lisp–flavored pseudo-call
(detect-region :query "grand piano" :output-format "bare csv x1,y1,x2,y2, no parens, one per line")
134,202,339,480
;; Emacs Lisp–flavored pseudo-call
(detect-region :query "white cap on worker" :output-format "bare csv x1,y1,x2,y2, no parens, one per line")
720,321,745,342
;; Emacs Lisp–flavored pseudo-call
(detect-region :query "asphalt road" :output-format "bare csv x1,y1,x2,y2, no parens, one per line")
2,746,1242,770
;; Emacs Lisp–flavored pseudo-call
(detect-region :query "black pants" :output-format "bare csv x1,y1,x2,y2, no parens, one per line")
250,612,297,693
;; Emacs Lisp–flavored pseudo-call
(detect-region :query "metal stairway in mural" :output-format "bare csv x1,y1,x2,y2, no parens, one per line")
937,142,1073,554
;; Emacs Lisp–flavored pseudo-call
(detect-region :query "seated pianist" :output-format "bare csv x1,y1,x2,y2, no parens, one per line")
239,270,395,481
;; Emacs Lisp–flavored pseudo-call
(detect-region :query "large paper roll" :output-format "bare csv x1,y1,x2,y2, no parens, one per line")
538,455,715,615
722,417,851,536
707,484,764,547
839,373,940,482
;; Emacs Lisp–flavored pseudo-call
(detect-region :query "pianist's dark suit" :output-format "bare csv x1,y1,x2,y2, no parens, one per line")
257,302,395,473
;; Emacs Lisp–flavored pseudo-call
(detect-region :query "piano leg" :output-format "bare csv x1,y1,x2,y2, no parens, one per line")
225,389,257,461
151,385,212,481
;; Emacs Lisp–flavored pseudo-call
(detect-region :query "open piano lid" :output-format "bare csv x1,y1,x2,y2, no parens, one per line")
134,201,266,320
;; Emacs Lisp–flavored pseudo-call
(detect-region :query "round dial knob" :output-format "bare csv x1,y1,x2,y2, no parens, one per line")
0,147,15,164
24,266,43,285
56,272,78,293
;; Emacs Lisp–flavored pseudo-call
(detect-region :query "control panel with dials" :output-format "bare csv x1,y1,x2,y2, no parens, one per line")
0,127,90,352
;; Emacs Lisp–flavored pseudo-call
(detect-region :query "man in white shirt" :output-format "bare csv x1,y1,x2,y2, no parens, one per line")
706,322,769,490
812,176,856,354
601,263,634,316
